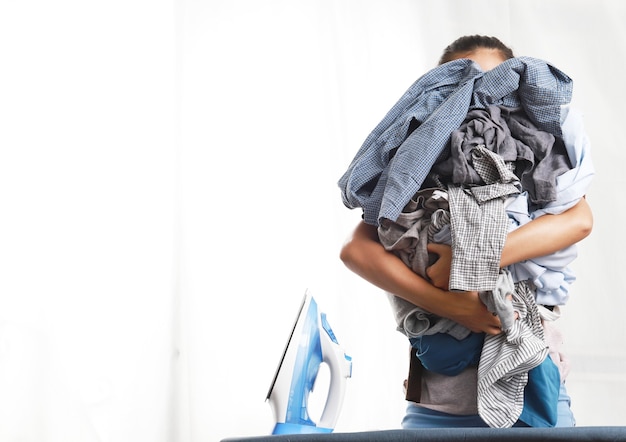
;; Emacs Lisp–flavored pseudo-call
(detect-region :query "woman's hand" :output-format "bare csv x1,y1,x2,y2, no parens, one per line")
426,243,452,290
449,290,503,335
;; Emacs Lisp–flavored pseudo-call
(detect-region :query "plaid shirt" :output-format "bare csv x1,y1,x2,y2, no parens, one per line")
338,57,573,226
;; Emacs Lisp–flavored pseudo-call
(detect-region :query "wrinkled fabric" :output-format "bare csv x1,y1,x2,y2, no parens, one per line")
478,270,517,332
504,105,594,304
340,57,594,429
446,146,521,292
379,184,520,340
531,105,595,218
504,194,578,305
338,57,573,226
379,125,556,427
447,182,516,292
430,105,571,206
379,188,469,340
477,281,550,428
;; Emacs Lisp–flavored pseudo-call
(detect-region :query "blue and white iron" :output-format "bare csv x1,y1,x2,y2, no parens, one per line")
266,291,352,435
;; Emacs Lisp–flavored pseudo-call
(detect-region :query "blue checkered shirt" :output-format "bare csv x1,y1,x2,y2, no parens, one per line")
338,57,573,225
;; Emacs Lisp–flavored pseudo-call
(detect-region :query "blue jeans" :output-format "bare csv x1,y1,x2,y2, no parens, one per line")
402,384,575,428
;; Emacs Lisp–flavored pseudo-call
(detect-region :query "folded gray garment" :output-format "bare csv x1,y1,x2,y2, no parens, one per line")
379,188,471,339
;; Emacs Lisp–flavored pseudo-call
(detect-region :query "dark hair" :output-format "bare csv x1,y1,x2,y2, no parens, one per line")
438,35,515,65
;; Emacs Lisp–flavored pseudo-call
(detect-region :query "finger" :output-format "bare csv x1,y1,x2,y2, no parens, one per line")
488,326,505,336
427,243,445,254
425,263,439,278
485,327,501,336
490,314,502,329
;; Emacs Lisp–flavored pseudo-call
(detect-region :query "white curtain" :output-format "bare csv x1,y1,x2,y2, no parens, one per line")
1,1,624,441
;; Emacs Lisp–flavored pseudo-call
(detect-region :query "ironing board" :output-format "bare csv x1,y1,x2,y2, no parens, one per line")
221,426,626,441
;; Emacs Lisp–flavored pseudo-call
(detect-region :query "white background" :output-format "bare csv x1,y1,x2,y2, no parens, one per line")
1,1,624,441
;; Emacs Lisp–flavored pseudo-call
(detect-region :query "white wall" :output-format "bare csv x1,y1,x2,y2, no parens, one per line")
1,1,624,441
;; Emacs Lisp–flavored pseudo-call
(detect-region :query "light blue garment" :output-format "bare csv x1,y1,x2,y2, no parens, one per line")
402,383,575,429
555,383,576,427
505,193,579,305
504,105,594,305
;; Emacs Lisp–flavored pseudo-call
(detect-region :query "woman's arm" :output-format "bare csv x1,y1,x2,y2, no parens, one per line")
500,197,593,267
339,197,593,334
340,221,503,335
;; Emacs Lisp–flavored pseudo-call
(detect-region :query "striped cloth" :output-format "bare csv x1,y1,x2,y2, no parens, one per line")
478,280,549,428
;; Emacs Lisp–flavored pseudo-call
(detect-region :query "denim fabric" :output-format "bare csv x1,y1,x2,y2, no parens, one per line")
555,383,576,427
519,356,561,427
409,332,484,376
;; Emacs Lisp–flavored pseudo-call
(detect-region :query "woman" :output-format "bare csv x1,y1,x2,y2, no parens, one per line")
338,35,593,428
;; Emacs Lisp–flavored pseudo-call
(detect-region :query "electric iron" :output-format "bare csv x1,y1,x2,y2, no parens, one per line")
266,291,352,435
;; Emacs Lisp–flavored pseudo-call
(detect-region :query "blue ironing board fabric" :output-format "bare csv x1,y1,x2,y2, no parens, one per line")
221,427,626,441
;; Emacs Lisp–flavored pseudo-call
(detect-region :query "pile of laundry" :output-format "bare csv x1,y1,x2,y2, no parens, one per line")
338,57,594,428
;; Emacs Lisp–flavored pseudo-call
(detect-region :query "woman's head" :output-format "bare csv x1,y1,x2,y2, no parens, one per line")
438,35,514,70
